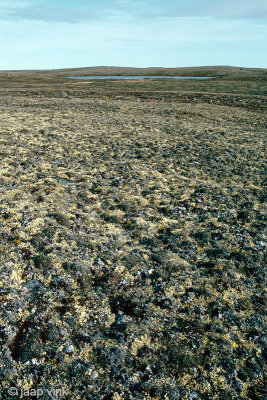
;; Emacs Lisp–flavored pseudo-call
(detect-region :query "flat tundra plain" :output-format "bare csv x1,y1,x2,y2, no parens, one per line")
0,67,266,400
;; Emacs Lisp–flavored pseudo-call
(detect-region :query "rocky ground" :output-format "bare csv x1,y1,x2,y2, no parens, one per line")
0,80,266,399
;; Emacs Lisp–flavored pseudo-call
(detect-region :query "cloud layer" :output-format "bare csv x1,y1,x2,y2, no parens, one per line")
1,0,267,23
0,0,266,69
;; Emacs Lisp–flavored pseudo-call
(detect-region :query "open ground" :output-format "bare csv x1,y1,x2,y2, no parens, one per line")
0,66,266,399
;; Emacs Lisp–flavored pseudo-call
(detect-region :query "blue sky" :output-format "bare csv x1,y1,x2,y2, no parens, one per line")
0,0,266,70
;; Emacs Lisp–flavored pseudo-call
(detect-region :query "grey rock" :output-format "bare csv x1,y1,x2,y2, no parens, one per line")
64,344,75,354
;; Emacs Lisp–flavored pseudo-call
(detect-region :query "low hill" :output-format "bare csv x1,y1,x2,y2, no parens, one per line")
0,65,266,78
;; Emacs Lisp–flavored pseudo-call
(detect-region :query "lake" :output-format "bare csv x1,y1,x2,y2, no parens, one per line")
63,76,214,80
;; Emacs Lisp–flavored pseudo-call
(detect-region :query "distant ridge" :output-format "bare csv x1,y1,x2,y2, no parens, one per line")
1,65,266,78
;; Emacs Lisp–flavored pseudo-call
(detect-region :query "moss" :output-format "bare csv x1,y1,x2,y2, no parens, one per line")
33,254,53,268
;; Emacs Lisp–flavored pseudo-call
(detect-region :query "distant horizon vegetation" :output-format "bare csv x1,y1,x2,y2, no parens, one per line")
0,65,266,72
1,65,266,77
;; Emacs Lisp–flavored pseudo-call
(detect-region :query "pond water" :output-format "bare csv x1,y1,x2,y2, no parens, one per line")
63,75,214,80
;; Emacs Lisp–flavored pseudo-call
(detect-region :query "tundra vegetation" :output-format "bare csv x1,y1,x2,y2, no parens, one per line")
0,66,266,399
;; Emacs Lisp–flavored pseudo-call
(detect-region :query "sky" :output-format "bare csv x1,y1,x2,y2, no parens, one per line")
0,0,266,70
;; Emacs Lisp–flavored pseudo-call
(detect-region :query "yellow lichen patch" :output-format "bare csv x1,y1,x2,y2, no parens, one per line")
131,334,151,356
78,343,94,360
164,286,176,297
9,263,26,286
16,377,34,390
112,393,123,400
114,265,126,274
179,373,192,386
26,217,45,235
75,306,88,325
